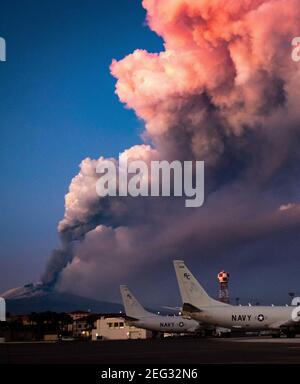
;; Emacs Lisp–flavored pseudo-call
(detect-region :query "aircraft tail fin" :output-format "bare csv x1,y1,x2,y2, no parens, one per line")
120,285,152,319
173,260,227,309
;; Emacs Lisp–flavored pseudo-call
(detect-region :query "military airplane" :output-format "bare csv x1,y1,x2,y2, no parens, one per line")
120,285,199,334
174,260,300,338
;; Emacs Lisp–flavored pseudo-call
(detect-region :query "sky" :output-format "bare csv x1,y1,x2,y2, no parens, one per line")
1,0,300,307
0,0,162,291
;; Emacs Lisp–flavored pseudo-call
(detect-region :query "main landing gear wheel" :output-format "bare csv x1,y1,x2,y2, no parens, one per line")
285,331,296,338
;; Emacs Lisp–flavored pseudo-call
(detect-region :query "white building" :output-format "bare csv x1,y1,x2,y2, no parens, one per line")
67,318,90,338
92,316,152,341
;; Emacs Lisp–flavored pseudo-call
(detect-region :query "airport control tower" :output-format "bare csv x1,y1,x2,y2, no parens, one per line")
218,271,230,304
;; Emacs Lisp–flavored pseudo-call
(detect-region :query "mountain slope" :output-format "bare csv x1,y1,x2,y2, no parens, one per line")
1,284,123,315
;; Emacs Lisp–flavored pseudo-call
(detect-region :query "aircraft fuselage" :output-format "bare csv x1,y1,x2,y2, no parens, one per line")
129,315,199,333
186,305,297,330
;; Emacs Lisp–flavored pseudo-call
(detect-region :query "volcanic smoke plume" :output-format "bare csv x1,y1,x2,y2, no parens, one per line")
42,0,300,303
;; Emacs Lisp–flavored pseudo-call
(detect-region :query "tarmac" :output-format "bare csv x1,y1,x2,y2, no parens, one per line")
1,337,300,364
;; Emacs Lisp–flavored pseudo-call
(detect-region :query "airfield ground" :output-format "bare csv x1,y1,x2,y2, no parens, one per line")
1,337,300,364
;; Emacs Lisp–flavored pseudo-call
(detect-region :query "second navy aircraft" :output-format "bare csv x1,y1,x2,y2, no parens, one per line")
120,285,199,334
174,260,300,338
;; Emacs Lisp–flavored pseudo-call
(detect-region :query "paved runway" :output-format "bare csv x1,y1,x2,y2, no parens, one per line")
1,337,300,364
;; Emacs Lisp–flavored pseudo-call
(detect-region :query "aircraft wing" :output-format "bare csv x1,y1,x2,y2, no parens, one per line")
124,315,139,321
182,303,203,313
268,319,294,329
162,306,182,311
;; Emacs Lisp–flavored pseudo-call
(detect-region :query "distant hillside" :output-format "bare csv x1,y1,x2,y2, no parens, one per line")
2,284,123,314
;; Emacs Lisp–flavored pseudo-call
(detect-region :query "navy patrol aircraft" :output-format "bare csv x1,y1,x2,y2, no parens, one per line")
174,261,300,338
120,285,199,334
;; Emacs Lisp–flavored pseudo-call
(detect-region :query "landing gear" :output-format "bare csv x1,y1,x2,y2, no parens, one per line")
152,331,164,339
213,325,232,338
285,330,296,338
214,328,231,338
202,329,213,338
271,333,280,338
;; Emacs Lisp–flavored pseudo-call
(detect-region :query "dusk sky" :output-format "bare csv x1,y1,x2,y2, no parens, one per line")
0,0,162,292
1,0,300,308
